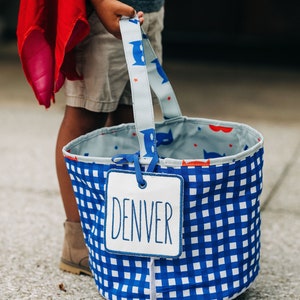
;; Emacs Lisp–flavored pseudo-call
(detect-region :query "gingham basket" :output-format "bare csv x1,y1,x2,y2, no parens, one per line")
63,17,264,300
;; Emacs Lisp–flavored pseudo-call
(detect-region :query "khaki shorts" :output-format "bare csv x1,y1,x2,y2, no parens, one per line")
64,7,164,112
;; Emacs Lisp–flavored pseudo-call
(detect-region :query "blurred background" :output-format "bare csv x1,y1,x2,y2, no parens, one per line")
0,1,19,42
163,0,300,66
1,0,300,66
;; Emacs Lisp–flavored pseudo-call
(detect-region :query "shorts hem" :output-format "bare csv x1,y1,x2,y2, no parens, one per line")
65,96,119,113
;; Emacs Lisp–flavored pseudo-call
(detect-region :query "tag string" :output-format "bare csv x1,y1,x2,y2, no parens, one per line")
112,152,158,188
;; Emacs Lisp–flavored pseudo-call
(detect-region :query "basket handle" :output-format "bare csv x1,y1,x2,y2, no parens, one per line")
141,29,182,120
120,16,181,167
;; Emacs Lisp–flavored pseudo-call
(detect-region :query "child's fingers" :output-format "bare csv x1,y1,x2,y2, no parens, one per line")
114,3,136,18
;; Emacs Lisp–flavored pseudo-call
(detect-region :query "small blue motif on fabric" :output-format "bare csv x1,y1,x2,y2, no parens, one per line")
129,18,139,25
151,58,168,83
156,129,173,147
203,149,226,159
130,41,145,66
141,128,156,157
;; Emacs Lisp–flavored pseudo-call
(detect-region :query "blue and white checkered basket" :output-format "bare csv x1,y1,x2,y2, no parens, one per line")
63,17,264,300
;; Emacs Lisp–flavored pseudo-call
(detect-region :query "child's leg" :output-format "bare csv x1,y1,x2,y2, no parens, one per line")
56,106,108,222
56,106,108,276
105,104,134,127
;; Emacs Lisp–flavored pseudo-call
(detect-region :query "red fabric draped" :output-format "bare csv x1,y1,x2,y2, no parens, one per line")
17,0,90,108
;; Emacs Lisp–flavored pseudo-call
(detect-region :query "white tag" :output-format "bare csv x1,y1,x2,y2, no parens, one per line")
105,170,184,258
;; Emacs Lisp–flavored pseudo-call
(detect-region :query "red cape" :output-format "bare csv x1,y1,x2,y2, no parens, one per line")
17,0,90,108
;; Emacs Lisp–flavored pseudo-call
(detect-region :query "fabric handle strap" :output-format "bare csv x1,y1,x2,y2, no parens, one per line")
120,17,157,163
141,29,182,120
120,17,181,162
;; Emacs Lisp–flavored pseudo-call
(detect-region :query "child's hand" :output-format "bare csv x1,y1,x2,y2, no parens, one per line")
90,0,144,39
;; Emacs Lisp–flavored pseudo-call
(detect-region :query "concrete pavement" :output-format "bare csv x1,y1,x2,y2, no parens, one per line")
0,42,300,299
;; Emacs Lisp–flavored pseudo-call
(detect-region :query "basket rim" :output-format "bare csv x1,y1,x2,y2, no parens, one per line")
62,116,264,167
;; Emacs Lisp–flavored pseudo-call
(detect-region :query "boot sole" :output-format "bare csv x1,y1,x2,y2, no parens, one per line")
59,259,92,276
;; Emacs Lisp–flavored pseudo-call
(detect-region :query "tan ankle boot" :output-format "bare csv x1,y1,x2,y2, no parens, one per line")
59,221,92,276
